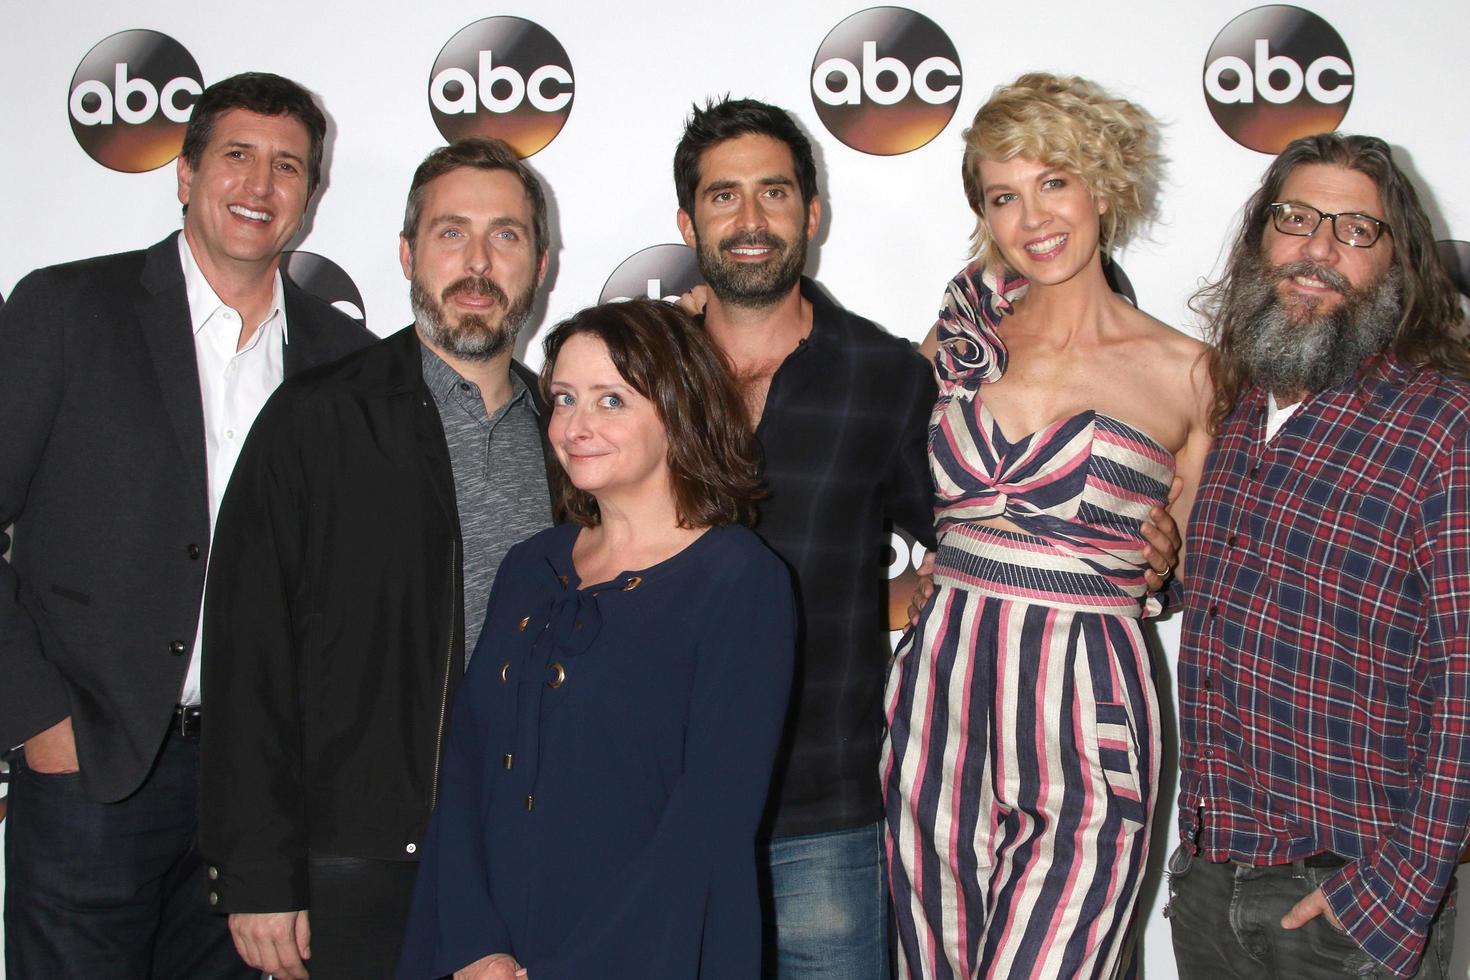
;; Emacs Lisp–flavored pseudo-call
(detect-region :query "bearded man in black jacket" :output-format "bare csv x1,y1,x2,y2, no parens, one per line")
200,137,556,980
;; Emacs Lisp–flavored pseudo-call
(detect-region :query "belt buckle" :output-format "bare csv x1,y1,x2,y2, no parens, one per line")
174,705,202,738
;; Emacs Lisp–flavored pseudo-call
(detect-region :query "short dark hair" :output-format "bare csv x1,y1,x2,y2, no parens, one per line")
540,299,762,529
181,72,327,193
1196,132,1469,430
401,137,549,262
674,97,818,214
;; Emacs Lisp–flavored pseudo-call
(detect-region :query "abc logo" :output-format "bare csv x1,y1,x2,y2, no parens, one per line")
883,528,928,631
1203,5,1353,154
810,6,962,156
428,16,574,158
281,251,367,325
68,30,203,173
599,245,704,305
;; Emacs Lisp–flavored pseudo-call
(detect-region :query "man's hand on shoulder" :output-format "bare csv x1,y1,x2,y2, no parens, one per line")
674,285,710,318
229,910,311,980
23,716,78,774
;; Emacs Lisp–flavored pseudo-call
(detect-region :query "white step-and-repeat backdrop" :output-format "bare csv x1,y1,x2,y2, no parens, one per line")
3,2,1469,975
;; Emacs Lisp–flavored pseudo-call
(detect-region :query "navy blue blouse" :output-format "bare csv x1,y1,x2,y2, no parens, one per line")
396,522,796,979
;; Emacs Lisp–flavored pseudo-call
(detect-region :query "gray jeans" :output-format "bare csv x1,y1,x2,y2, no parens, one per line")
1164,842,1455,978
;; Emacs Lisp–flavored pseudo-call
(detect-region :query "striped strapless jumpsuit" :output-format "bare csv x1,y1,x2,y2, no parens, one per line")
883,266,1171,980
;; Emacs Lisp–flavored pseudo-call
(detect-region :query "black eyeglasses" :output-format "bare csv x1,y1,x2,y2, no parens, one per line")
1267,202,1390,248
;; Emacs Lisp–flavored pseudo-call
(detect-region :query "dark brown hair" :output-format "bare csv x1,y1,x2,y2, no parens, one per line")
674,97,818,214
181,72,327,194
401,137,549,261
540,299,763,528
1195,132,1469,431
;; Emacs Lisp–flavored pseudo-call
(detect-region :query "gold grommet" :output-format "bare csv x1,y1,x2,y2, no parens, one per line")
558,575,569,586
622,576,642,591
500,662,510,683
517,616,530,631
503,754,514,770
525,795,534,811
547,662,566,689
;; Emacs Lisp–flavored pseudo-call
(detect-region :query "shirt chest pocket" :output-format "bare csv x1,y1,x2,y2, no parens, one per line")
1257,473,1421,649
1262,471,1408,575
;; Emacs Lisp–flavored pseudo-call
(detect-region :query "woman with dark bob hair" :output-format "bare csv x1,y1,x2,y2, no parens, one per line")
396,299,795,980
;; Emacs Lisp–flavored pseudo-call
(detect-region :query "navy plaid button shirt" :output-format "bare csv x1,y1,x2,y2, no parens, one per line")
1179,354,1470,976
749,278,937,839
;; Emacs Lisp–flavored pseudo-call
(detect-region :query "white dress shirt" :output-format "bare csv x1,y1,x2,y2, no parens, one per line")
177,234,288,705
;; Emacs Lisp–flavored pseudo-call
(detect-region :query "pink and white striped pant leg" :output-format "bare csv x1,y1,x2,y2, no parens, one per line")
883,584,1160,980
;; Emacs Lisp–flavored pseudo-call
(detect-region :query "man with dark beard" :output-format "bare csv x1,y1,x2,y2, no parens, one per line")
199,138,553,980
671,100,1182,979
670,97,938,979
1169,133,1470,978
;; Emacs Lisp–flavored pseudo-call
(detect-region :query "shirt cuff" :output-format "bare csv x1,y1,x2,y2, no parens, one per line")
1323,863,1428,977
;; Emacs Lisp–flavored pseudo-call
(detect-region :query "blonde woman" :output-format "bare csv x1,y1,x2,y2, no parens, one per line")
882,74,1211,979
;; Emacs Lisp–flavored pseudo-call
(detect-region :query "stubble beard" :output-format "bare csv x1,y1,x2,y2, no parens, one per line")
1234,253,1403,398
411,274,537,362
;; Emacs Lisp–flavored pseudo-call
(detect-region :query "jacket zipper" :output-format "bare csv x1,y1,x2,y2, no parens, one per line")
429,545,457,808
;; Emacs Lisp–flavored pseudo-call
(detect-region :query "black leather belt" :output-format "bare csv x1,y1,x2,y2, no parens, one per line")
1302,851,1349,869
1231,851,1349,871
171,705,203,738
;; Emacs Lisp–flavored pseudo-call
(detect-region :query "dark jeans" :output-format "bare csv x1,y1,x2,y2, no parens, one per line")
3,729,251,980
1165,842,1456,979
306,853,419,979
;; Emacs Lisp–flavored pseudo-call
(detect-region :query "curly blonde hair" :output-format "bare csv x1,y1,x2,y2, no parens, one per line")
961,73,1160,260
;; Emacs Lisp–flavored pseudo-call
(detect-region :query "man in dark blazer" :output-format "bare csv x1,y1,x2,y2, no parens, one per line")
0,72,370,978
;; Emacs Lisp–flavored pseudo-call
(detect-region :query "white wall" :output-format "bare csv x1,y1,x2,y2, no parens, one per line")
3,2,1469,976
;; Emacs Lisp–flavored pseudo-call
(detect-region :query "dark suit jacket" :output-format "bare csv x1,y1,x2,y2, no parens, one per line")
0,232,372,802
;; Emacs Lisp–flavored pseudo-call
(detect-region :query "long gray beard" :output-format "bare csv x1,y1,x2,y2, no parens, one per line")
1235,257,1402,397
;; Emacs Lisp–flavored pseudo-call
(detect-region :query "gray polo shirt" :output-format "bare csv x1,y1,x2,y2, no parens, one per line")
420,343,551,663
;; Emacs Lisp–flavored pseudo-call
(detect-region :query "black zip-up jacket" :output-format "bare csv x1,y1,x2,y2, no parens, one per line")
199,325,550,913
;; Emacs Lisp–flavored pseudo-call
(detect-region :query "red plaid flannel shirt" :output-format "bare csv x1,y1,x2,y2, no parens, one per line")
1179,355,1470,976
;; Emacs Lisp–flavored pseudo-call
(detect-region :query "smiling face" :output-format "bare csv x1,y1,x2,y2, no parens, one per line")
548,332,672,509
976,155,1105,285
676,133,820,309
1263,163,1394,322
399,166,547,361
176,108,313,278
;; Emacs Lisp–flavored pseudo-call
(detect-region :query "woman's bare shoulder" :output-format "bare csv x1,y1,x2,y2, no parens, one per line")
1114,304,1213,414
1119,304,1208,359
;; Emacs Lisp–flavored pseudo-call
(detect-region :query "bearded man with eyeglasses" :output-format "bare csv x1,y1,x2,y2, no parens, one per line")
1167,132,1470,979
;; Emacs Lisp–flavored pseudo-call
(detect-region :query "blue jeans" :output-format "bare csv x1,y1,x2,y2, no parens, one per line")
1165,842,1455,979
763,820,891,980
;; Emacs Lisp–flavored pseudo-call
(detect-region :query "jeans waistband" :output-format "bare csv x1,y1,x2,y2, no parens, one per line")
1231,851,1348,872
